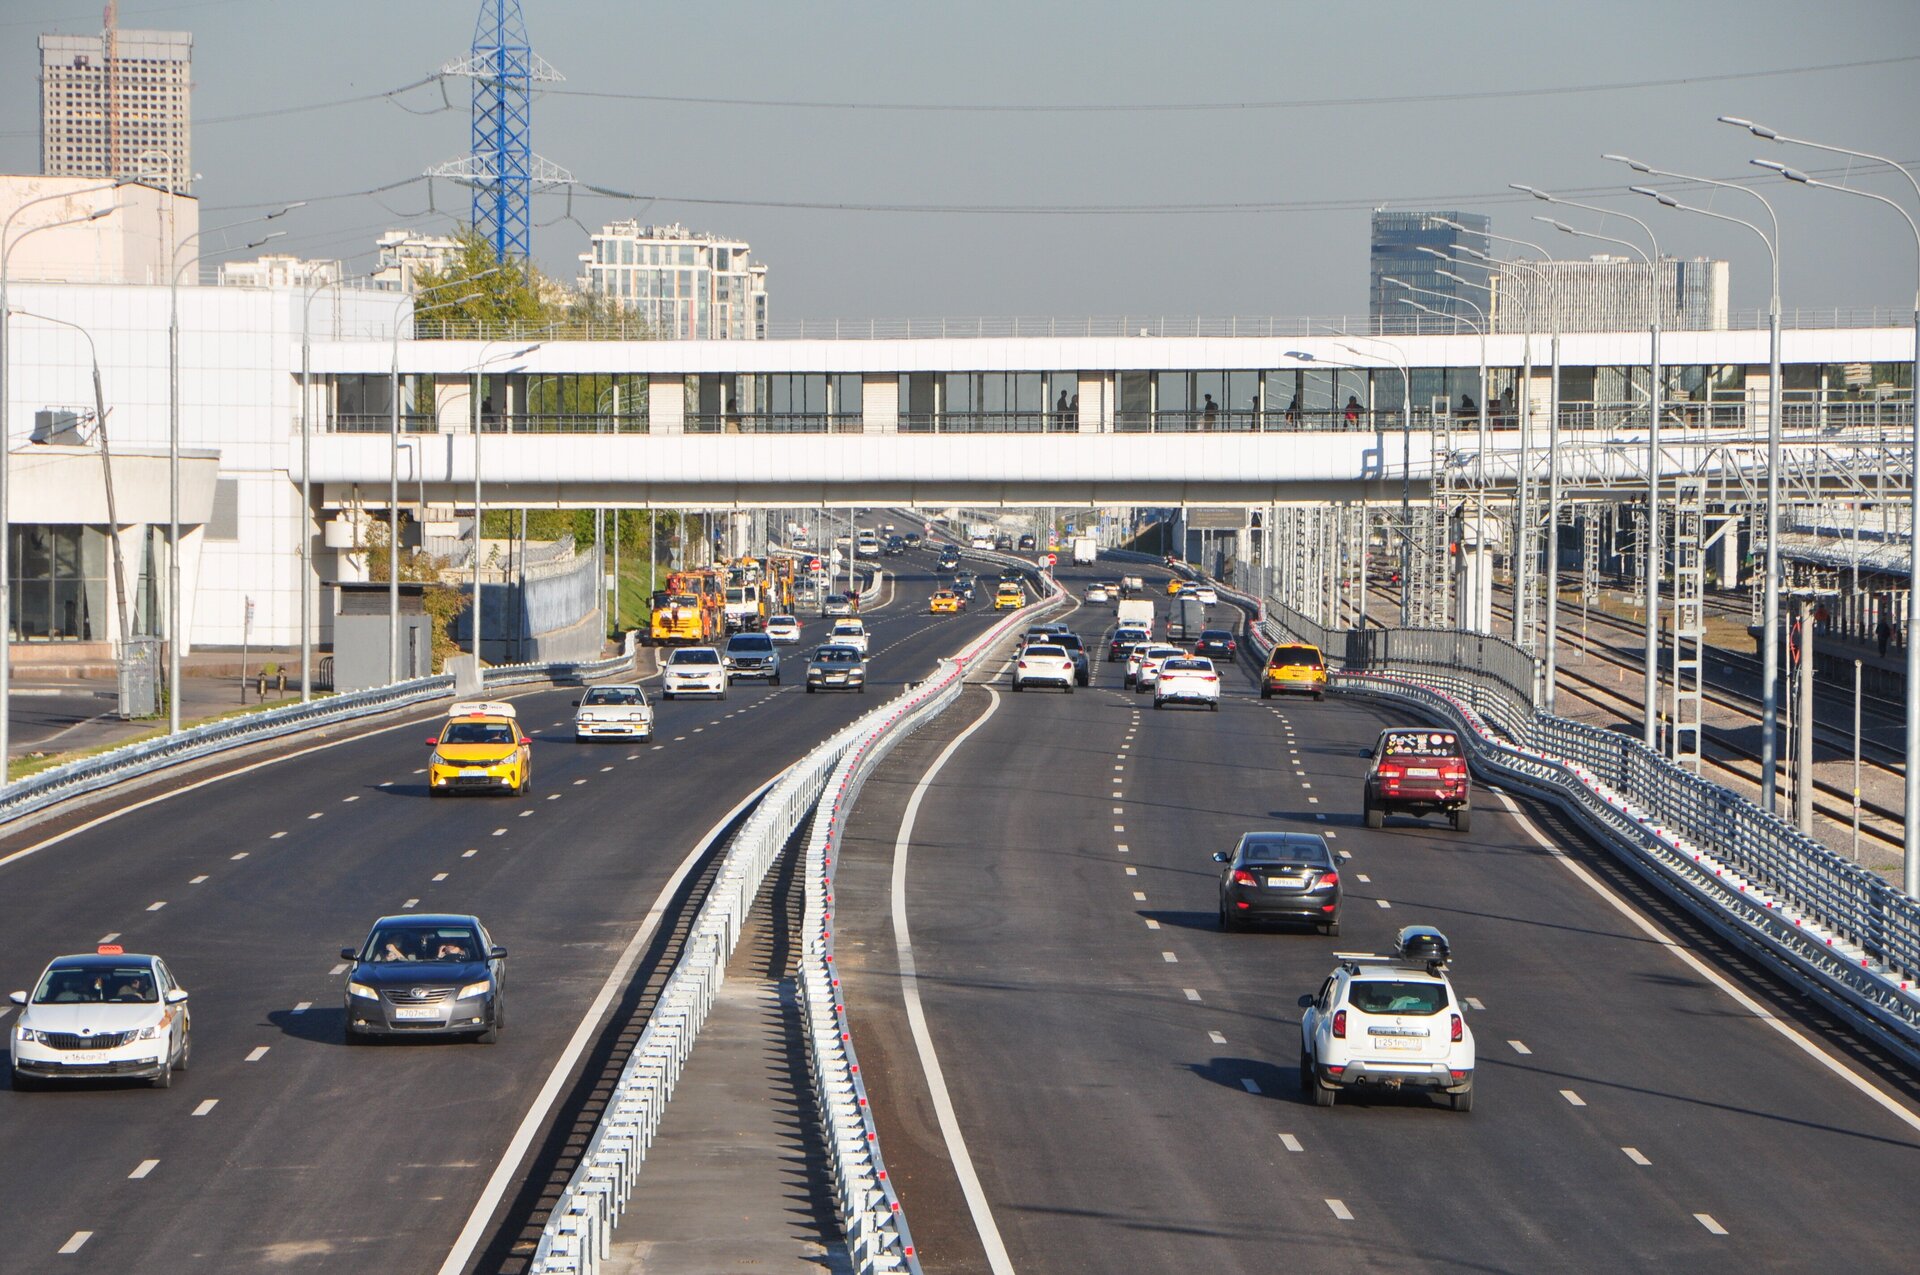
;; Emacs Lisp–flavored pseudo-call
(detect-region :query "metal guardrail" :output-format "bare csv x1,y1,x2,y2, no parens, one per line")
0,637,638,833
531,561,1064,1274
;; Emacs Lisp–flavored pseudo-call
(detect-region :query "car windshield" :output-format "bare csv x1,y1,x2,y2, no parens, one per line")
1271,646,1324,669
815,648,860,664
670,649,720,666
728,636,774,653
1382,731,1462,758
1348,980,1445,1016
34,964,157,1004
443,721,514,745
581,687,643,706
364,925,483,963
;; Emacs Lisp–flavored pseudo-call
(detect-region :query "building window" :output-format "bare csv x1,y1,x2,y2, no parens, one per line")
10,525,110,642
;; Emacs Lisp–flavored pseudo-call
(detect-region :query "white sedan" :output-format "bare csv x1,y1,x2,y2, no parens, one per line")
765,614,802,644
1195,586,1220,607
1085,584,1110,604
829,619,870,655
1131,645,1188,694
574,684,654,740
1012,644,1076,692
11,947,193,1090
661,646,728,699
1154,657,1221,711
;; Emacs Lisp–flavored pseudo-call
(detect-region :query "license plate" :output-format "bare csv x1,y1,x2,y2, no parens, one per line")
62,1054,111,1065
1267,877,1296,888
1374,1037,1422,1052
1408,767,1439,777
393,1006,440,1021
460,767,485,777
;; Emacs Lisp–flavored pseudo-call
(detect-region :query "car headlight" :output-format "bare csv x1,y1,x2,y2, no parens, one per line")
430,753,448,767
456,980,492,1000
348,982,380,1000
136,1022,165,1040
18,1027,50,1044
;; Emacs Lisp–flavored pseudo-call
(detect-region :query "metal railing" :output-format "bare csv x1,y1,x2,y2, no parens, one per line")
683,412,862,435
531,553,1063,1274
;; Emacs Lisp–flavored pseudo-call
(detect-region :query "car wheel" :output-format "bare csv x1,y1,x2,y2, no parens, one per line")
1064,683,1074,694
1452,804,1472,833
479,1008,500,1045
149,1057,172,1089
1011,680,1023,692
1209,700,1219,712
429,786,445,799
1259,686,1271,699
175,1030,191,1073
11,1066,41,1093
662,690,674,701
1154,699,1164,710
858,684,867,693
1298,1050,1315,1097
1314,691,1325,702
1450,1084,1474,1113
806,684,816,694
343,1022,365,1046
1219,906,1240,933
1323,920,1341,938
1364,799,1384,830
1312,1075,1336,1107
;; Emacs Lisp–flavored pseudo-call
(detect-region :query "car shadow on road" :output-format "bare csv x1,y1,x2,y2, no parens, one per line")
1185,1054,1301,1101
267,1005,349,1045
1140,909,1224,933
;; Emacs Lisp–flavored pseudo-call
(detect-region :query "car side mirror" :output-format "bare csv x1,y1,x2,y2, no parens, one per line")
7,990,25,1005
489,945,508,961
1297,993,1315,1008
571,699,581,707
519,737,533,747
339,948,357,962
1211,851,1229,863
164,988,189,1005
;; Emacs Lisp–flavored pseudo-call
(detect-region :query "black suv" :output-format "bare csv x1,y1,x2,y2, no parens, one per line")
936,548,961,572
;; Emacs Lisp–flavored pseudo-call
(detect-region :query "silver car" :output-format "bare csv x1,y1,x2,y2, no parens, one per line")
573,684,654,740
806,644,868,693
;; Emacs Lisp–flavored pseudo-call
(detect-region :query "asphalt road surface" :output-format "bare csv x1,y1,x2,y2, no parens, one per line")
0,541,998,1274
833,560,1920,1274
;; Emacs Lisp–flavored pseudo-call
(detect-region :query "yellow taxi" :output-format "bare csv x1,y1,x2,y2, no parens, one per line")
426,701,532,797
929,590,963,614
994,582,1025,611
1261,644,1328,700
1166,575,1188,596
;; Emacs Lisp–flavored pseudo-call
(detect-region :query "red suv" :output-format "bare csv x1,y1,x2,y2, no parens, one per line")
1363,728,1471,832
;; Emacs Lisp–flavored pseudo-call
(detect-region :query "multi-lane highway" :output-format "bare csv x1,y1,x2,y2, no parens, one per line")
0,542,992,1274
834,561,1920,1274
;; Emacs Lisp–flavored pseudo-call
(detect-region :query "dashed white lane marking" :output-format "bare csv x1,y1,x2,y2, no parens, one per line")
189,875,208,885
1695,1214,1728,1236
1279,1133,1303,1152
1241,1078,1261,1094
1112,806,1124,813
1326,1199,1353,1221
412,768,426,775
146,900,166,912
546,794,561,801
1324,831,1337,839
628,753,641,760
1208,1030,1227,1045
433,872,449,882
1124,867,1138,876
1162,951,1179,963
1306,796,1320,804
492,829,507,837
1183,988,1201,1002
292,1001,312,1014
1337,850,1351,861
1465,996,1486,1010
601,766,614,773
403,898,420,909
245,1046,270,1062
130,1159,159,1180
674,736,687,742
343,795,360,803
379,781,393,788
0,1007,11,1021
329,963,348,976
1508,1040,1532,1055
1144,919,1161,930
58,1232,92,1254
192,1099,218,1116
1117,845,1129,853
518,810,534,818
652,744,665,750
1132,891,1147,901
1113,824,1125,832
230,852,248,861
308,812,323,820
1300,782,1312,789
1375,899,1391,909
270,831,287,840
462,849,477,858
1355,874,1371,883
1491,789,1920,1138
98,932,119,944
1561,1089,1587,1107
1113,765,1125,772
1622,1147,1651,1166
573,778,588,786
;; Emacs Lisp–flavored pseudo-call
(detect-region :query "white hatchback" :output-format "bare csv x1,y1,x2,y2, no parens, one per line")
1153,657,1221,711
1299,930,1475,1112
661,646,728,699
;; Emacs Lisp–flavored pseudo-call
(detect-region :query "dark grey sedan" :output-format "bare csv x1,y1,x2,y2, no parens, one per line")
1213,832,1341,935
806,644,868,693
341,914,506,1043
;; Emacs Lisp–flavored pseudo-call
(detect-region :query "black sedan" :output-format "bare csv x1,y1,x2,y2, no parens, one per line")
936,549,961,572
1050,632,1091,685
1194,629,1237,661
1213,833,1341,935
341,914,506,1043
1109,626,1149,661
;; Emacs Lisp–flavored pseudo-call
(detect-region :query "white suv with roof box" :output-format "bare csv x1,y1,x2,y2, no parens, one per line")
1298,926,1475,1112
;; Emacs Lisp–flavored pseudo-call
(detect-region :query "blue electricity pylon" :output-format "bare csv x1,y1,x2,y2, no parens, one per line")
428,0,571,264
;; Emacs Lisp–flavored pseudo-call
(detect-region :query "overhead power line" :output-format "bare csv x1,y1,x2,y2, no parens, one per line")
531,53,1920,114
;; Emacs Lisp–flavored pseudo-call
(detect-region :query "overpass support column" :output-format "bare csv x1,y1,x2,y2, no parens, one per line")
647,375,685,435
861,374,899,433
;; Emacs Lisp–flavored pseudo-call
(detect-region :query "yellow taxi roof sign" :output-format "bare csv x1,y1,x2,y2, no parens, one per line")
448,700,518,720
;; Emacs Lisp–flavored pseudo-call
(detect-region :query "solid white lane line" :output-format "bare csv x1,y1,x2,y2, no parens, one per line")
1183,988,1201,1001
190,875,208,885
882,684,1019,1275
1326,1199,1353,1221
1279,1133,1303,1152
292,1001,312,1014
1208,1030,1227,1045
1561,1089,1587,1107
245,1046,269,1062
328,963,348,976
1162,951,1179,963
1491,789,1920,1138
436,777,779,1275
1695,1214,1728,1236
191,1099,218,1116
130,1159,159,1179
1508,1040,1532,1055
58,1232,91,1254
1623,1147,1651,1166
433,872,449,882
230,852,248,861
146,901,166,912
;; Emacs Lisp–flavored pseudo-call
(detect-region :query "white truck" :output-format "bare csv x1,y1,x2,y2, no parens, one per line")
1116,598,1156,633
1071,535,1098,565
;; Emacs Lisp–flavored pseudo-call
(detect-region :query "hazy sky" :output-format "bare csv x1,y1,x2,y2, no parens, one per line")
4,0,1918,322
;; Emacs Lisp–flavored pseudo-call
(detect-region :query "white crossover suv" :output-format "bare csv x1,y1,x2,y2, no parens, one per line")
1298,927,1475,1112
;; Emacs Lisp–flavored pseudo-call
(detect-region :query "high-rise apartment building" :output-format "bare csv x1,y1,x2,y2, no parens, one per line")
40,29,193,195
578,222,768,339
371,230,463,293
1369,210,1491,335
1491,255,1730,333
